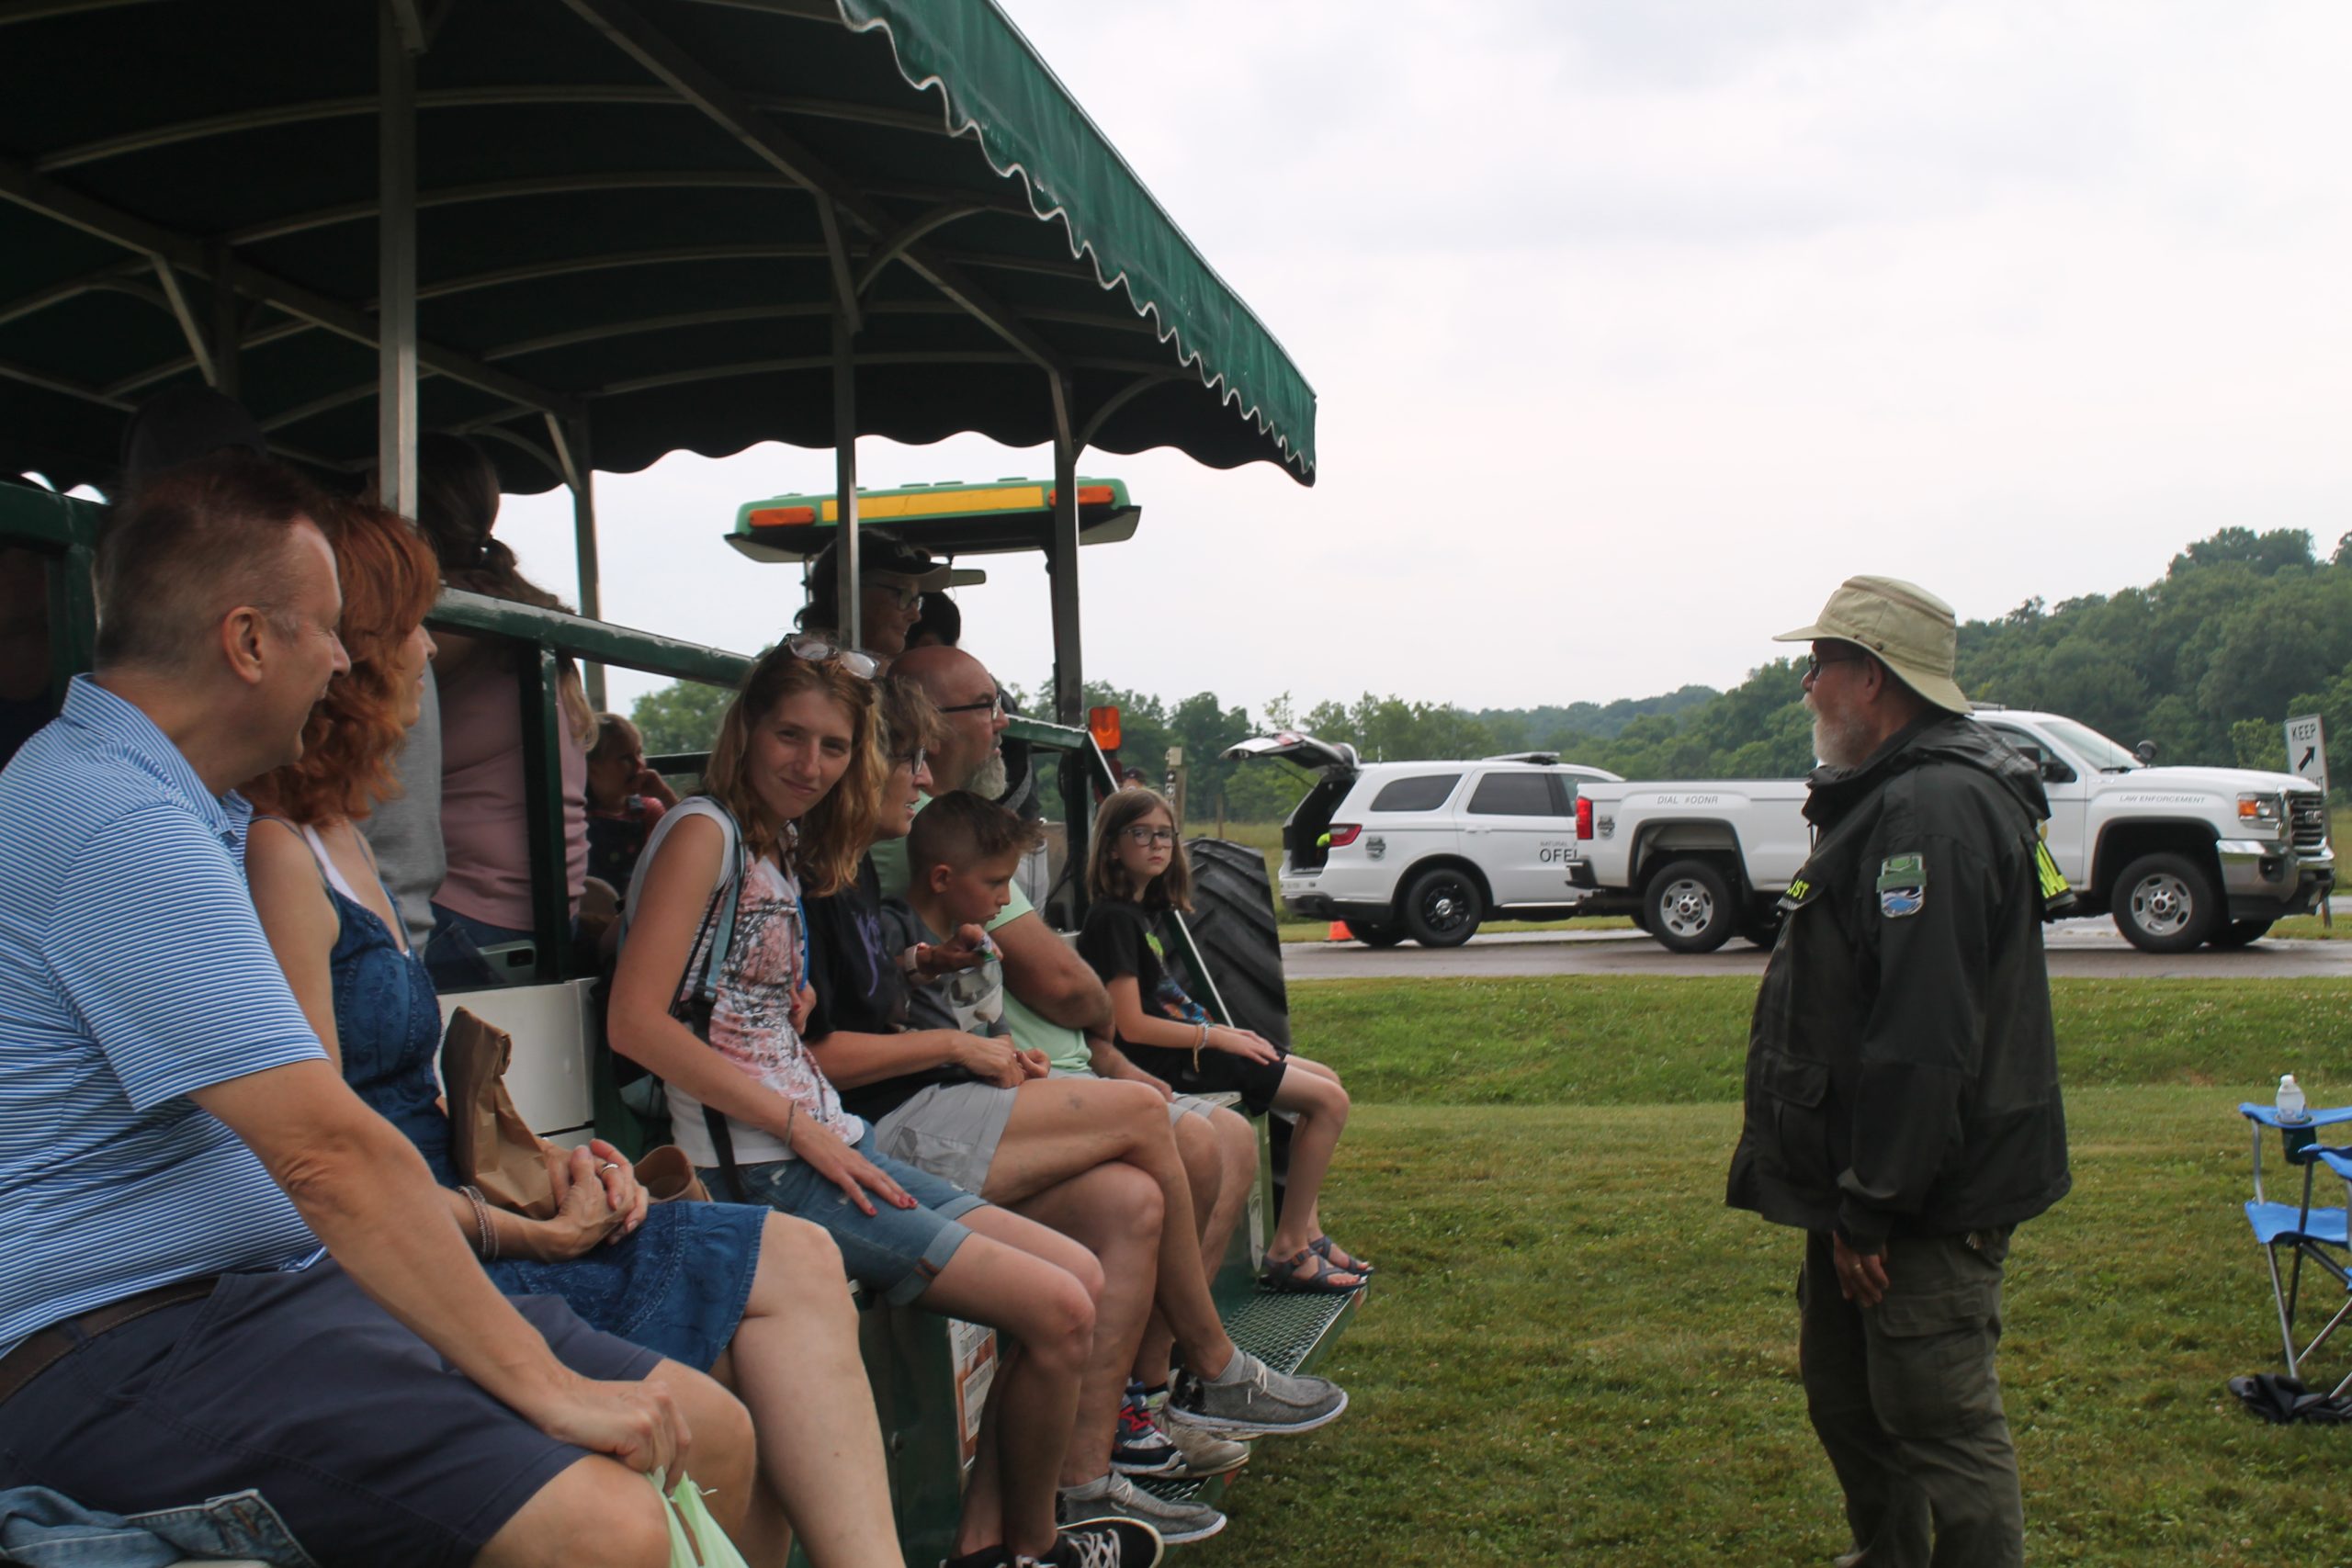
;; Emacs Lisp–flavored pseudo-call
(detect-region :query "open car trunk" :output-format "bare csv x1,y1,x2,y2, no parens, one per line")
1222,732,1358,873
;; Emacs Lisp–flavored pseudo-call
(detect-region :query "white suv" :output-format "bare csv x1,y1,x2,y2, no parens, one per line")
1224,734,1619,946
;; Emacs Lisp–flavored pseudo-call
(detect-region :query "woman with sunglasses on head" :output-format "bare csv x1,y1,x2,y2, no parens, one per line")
1080,789,1370,1295
609,637,1161,1568
241,502,907,1568
795,529,958,664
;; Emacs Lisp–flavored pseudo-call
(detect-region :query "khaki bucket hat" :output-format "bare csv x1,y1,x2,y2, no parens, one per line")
1775,575,1970,714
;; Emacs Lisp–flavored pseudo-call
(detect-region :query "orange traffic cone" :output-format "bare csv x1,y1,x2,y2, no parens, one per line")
1327,920,1352,942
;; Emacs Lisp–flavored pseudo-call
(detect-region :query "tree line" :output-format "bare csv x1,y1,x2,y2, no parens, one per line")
630,525,2352,823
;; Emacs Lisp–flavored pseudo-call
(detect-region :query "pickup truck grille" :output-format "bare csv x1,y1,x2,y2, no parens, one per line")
2291,797,2328,852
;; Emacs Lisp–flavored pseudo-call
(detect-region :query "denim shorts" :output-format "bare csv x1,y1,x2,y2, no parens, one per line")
0,1261,656,1568
702,1127,989,1306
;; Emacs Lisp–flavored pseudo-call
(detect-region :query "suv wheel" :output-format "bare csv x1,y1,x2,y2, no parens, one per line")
2110,852,2220,953
1645,859,1736,953
1402,867,1485,947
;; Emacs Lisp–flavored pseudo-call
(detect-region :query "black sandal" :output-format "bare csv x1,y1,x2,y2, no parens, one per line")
1261,1247,1365,1294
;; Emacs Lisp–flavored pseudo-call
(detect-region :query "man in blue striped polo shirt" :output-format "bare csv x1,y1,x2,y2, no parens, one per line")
0,454,749,1568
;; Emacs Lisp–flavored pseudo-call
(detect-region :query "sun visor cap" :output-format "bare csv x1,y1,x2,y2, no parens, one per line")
1775,574,1970,714
804,527,978,592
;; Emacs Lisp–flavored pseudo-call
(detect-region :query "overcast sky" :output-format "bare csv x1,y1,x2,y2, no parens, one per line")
494,0,2352,719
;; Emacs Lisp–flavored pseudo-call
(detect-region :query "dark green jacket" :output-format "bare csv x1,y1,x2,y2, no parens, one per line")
1726,714,2070,1248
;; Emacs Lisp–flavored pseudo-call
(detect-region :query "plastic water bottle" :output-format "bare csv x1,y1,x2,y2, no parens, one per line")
2279,1075,2315,1157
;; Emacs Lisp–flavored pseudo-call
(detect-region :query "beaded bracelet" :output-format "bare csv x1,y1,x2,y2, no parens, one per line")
460,1184,499,1262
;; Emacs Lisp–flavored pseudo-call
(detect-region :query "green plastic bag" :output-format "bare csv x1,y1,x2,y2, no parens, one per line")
648,1472,749,1568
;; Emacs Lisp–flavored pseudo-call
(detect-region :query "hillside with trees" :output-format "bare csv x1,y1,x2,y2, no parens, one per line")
631,525,2352,822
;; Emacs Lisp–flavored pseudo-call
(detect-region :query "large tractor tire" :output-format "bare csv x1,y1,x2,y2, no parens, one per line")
1176,838,1293,1049
1173,838,1299,1194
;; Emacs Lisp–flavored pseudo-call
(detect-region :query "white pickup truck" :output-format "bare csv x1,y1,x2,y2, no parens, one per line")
1568,708,2335,954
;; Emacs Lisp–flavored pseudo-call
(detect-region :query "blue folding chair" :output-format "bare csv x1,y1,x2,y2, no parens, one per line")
2240,1103,2352,1391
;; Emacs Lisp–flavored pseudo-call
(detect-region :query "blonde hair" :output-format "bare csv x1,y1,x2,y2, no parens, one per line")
700,645,884,895
1086,787,1192,913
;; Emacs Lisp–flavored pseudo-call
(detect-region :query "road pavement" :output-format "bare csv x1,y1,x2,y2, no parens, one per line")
1283,916,2351,982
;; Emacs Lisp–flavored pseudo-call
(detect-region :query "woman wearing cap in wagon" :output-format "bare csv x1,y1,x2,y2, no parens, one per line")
795,529,965,665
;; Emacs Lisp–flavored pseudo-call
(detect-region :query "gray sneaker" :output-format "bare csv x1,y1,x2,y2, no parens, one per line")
1058,1474,1225,1546
1164,1351,1348,1438
1161,1413,1251,1478
1139,1387,1251,1478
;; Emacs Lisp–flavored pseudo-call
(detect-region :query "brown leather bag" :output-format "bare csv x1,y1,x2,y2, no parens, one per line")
440,1007,560,1218
633,1144,712,1204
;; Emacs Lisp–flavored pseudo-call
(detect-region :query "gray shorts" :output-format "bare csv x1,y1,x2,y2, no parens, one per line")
1045,1066,1228,1125
872,1080,1021,1194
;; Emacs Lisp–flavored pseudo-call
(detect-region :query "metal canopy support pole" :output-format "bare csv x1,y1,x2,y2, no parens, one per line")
1048,376,1082,727
551,412,605,708
206,242,239,401
831,299,860,649
377,0,420,514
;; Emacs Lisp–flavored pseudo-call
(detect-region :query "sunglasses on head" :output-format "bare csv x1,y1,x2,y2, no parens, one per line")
783,634,878,680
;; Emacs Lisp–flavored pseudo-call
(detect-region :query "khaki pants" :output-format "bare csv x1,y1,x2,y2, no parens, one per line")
1798,1229,2024,1568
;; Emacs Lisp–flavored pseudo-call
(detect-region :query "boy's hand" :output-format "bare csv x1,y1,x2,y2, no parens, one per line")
919,924,993,979
1016,1045,1051,1079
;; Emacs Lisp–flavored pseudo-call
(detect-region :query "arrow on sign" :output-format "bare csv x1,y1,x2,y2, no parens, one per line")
2302,746,2319,771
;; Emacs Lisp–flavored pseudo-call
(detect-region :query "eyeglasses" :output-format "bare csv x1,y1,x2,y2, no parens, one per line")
783,634,878,679
1122,825,1177,847
891,748,929,774
865,581,923,612
1804,649,1865,681
937,691,1005,718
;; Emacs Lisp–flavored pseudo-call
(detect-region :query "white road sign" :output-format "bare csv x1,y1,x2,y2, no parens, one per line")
2285,715,2328,797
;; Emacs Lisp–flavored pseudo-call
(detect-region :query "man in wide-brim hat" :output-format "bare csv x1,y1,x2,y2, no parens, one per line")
1726,574,2071,1568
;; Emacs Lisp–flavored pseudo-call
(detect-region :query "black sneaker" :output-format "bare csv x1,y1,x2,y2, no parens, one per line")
1110,1382,1182,1475
1023,1516,1164,1568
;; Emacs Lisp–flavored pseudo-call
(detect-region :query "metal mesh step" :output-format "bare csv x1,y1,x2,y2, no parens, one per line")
1134,1282,1364,1506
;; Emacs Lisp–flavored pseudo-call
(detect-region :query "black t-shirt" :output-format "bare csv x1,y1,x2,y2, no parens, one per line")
803,854,975,1121
1077,898,1209,1052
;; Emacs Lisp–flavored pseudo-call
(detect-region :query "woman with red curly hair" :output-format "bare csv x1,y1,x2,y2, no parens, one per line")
242,501,904,1568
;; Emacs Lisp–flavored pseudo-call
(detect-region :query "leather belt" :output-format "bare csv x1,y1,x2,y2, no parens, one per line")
0,1275,219,1406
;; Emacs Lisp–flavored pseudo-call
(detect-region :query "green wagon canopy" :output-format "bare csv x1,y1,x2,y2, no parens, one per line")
0,0,1318,497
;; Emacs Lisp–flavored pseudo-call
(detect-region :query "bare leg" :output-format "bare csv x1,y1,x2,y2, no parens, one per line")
985,1077,1236,1374
919,1217,1099,1559
478,1360,752,1568
474,1454,672,1568
1267,1061,1359,1277
1010,1160,1165,1486
1134,1110,1233,1385
707,1213,901,1568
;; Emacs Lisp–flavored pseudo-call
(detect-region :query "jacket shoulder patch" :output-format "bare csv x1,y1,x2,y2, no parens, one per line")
1876,852,1926,919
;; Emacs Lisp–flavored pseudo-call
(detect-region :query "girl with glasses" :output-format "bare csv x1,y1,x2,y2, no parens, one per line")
1079,790,1373,1295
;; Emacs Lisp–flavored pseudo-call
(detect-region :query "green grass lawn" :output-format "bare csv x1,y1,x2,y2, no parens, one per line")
1185,976,2352,1566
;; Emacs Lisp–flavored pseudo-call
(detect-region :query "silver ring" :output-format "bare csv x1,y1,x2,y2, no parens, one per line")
595,1161,618,1175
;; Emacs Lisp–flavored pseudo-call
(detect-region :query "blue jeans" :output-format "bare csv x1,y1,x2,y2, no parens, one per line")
704,1127,989,1306
424,903,540,991
0,1486,312,1568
